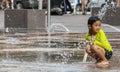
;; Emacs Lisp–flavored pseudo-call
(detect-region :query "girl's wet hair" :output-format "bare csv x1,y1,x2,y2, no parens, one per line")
88,16,101,25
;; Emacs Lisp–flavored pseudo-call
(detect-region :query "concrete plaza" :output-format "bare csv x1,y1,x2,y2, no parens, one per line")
51,14,120,33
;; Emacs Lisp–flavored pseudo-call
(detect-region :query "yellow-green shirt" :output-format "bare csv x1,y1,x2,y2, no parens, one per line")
85,29,112,52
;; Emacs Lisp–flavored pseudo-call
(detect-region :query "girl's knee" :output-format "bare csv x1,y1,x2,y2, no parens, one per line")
91,45,105,53
91,45,98,50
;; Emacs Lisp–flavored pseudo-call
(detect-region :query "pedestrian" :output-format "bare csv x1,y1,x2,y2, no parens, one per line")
85,16,113,67
64,0,73,13
116,0,120,7
81,0,85,15
1,0,10,9
85,0,90,12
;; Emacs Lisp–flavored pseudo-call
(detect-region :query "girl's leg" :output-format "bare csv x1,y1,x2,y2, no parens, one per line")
86,46,101,63
91,45,109,64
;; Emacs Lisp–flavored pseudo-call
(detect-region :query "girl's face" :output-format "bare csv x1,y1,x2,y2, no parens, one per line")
89,20,101,34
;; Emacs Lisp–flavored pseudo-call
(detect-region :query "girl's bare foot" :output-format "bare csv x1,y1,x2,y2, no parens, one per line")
96,61,109,68
96,61,109,65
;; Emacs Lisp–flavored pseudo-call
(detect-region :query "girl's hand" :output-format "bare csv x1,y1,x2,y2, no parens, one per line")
86,46,91,54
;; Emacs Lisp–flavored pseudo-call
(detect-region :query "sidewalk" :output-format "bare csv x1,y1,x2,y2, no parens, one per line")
51,14,120,33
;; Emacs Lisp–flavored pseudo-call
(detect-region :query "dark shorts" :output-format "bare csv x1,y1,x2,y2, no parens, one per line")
105,50,113,60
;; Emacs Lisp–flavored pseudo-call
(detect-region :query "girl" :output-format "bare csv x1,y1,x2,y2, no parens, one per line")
85,16,113,66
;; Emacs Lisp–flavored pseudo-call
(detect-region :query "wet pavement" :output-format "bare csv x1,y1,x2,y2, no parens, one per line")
51,14,120,33
0,13,120,72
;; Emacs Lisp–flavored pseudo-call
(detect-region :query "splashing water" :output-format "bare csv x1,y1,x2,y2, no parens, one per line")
96,0,116,20
5,37,21,44
48,23,69,33
47,23,69,47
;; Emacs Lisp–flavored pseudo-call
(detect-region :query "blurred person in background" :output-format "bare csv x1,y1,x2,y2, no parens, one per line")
64,0,73,13
1,0,10,9
81,0,91,15
116,0,120,7
81,0,85,15
85,0,90,12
